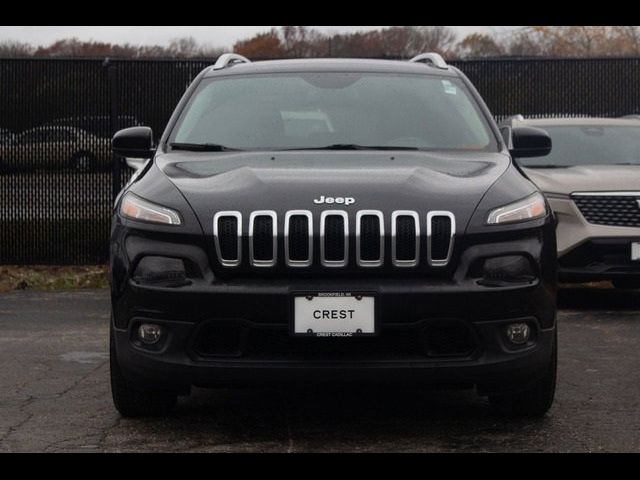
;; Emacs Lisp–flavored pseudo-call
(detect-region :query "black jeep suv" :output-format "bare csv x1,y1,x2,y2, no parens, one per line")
109,53,558,418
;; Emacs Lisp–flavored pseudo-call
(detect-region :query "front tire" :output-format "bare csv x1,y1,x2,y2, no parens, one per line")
489,334,557,418
110,324,177,418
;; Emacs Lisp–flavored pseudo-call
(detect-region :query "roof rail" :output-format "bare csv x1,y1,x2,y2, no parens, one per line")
212,53,251,71
409,53,449,69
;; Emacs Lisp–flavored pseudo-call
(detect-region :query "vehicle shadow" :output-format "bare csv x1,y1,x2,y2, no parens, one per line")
124,385,552,452
558,283,639,311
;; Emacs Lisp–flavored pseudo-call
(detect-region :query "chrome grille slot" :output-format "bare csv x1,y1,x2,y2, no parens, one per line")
249,211,277,267
321,211,349,267
357,211,384,267
285,211,313,267
213,212,242,267
428,212,455,267
392,211,420,267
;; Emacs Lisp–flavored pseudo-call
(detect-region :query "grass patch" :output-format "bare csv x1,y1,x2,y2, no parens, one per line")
0,265,109,293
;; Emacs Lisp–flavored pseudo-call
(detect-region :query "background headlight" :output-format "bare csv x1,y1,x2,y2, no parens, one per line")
120,192,182,225
487,192,547,225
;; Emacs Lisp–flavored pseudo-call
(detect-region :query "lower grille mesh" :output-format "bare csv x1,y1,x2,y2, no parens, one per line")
324,215,346,261
396,216,417,261
252,216,274,261
360,215,381,261
288,215,310,261
430,216,452,261
217,217,239,260
194,322,477,360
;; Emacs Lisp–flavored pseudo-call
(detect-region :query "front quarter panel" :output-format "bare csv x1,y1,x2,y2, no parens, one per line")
466,162,547,235
110,163,209,319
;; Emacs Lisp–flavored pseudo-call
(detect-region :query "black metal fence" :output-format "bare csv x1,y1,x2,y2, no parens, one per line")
1,57,640,265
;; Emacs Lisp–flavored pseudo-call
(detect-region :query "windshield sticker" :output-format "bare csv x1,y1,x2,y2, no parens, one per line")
442,80,458,95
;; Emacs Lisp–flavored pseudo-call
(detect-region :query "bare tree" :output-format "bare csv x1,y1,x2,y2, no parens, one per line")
0,41,34,58
457,33,505,58
409,26,458,56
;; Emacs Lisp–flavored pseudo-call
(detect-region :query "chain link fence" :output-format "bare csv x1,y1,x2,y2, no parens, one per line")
1,57,640,265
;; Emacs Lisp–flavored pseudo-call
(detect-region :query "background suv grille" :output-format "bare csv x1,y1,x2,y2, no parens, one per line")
573,194,640,228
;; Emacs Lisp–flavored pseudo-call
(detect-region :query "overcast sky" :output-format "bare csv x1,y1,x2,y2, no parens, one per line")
0,26,515,48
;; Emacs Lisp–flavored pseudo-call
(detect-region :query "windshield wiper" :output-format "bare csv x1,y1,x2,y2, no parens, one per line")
170,143,241,152
286,144,420,152
523,165,570,169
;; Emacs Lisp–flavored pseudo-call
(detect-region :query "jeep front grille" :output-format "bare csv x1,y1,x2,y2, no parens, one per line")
213,210,456,270
573,193,640,228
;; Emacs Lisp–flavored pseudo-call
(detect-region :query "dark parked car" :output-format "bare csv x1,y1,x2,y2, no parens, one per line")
0,128,15,144
47,115,142,138
109,54,558,418
0,125,110,172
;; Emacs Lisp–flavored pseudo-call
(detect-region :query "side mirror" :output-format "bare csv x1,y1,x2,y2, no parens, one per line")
510,126,552,159
113,127,155,160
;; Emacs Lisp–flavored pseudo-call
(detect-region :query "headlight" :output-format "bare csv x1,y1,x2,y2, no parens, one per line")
487,192,547,225
120,192,182,226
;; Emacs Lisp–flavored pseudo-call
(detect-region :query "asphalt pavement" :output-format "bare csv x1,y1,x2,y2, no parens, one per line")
0,287,638,452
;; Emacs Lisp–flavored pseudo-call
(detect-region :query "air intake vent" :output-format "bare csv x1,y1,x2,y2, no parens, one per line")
250,212,277,267
214,212,242,267
392,211,420,267
428,212,455,267
321,211,348,267
285,211,313,267
357,211,384,267
573,193,640,228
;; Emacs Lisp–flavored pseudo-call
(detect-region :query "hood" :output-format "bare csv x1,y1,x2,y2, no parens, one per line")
156,151,511,234
523,165,640,196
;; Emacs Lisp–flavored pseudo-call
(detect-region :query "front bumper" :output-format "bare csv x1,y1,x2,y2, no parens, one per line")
113,315,555,395
111,277,556,394
548,197,640,281
110,219,557,394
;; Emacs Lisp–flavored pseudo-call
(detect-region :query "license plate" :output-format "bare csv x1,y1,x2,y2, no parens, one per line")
632,243,640,262
293,293,376,337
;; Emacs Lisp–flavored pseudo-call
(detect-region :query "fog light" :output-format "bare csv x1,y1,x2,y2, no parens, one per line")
505,323,531,345
138,324,164,345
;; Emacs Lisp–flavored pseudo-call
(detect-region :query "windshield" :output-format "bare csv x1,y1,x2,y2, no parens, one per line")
169,73,497,152
519,125,640,168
